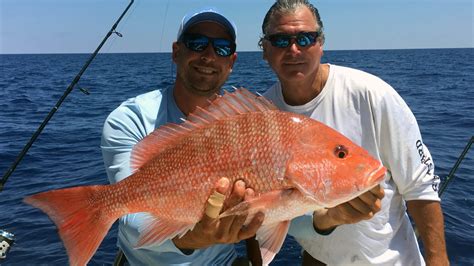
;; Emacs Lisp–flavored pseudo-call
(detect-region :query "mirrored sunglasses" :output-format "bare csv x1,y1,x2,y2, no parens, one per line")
265,31,320,48
180,33,236,57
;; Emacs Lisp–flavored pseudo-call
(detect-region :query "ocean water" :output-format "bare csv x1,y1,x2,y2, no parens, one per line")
0,49,473,265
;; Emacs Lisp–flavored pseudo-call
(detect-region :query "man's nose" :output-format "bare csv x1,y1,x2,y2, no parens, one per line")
288,41,302,55
200,44,217,62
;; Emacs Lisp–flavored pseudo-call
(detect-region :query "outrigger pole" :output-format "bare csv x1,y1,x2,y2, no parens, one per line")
438,136,473,196
0,0,135,192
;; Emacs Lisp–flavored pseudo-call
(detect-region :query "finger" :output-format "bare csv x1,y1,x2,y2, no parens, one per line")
244,187,255,201
358,190,382,213
201,178,230,227
331,202,366,224
223,180,246,210
214,180,247,238
226,187,255,237
215,177,230,195
205,190,226,219
238,212,264,240
369,184,385,199
347,197,373,216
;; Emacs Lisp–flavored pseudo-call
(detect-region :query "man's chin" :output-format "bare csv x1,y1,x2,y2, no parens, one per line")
279,71,307,81
188,85,220,97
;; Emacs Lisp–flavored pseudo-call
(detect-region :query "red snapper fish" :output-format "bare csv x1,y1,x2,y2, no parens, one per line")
24,88,386,266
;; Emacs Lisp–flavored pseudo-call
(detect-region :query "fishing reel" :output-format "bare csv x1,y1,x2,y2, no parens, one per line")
0,229,14,260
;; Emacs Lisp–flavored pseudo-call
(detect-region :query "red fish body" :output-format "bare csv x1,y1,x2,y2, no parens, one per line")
24,89,386,265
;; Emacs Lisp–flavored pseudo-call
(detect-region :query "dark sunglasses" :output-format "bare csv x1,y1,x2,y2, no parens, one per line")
265,31,320,48
180,33,236,57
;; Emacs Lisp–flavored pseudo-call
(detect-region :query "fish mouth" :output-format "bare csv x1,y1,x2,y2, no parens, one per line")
367,164,387,185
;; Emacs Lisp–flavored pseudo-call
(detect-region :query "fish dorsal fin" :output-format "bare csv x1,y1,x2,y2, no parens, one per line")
130,88,277,172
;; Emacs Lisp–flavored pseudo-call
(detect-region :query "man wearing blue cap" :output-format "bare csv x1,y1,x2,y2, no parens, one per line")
101,7,263,265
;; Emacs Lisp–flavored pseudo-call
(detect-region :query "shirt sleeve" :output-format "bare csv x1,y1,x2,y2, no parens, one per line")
374,84,440,202
100,100,189,255
288,212,333,239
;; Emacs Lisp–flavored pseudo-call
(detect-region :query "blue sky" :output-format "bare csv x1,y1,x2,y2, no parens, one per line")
1,0,473,54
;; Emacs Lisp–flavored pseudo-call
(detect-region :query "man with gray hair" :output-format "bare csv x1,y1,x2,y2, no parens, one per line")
260,0,449,265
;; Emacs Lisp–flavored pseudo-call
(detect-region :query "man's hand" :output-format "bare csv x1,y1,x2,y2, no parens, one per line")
313,184,385,232
172,178,264,250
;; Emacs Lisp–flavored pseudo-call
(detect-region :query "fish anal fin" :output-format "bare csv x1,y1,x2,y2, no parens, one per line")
136,214,194,248
257,220,290,266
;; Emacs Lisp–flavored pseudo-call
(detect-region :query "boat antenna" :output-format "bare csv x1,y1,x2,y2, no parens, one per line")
0,0,135,193
438,136,473,196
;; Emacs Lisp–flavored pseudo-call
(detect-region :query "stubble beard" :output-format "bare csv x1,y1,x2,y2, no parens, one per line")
180,71,223,97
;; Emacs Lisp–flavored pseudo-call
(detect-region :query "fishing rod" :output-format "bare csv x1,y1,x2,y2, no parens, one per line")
0,0,134,193
0,1,135,261
413,135,473,240
438,136,473,196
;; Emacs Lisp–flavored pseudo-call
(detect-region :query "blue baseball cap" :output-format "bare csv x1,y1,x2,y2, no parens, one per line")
177,7,237,42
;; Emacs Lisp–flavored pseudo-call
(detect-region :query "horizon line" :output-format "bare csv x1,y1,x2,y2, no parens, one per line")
1,47,473,55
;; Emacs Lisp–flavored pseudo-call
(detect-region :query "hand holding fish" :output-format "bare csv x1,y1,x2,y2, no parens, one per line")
172,178,264,250
312,185,385,232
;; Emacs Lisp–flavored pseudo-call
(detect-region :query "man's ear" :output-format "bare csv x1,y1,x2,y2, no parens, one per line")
262,45,268,61
229,53,238,72
172,42,179,63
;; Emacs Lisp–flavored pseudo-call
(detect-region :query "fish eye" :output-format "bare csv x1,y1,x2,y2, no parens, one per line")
334,145,348,159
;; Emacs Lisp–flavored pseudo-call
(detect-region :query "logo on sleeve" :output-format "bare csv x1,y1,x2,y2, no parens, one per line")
416,140,434,175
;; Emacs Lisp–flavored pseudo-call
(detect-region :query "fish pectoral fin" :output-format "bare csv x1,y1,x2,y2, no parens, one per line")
219,201,252,218
220,189,296,219
136,213,195,248
256,220,290,266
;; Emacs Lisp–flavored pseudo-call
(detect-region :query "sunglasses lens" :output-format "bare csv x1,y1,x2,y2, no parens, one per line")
296,33,316,47
184,35,209,52
270,35,291,48
213,39,234,57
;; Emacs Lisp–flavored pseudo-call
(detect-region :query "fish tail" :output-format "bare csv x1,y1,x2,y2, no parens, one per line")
24,185,116,266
